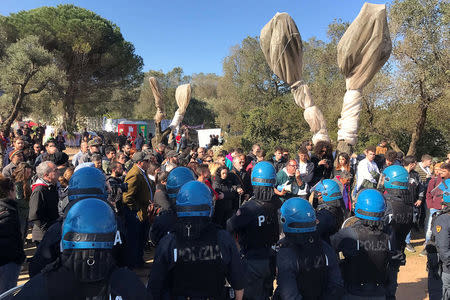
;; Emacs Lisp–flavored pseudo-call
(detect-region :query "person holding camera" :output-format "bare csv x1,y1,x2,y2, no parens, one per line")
106,161,127,214
310,141,334,186
275,159,305,202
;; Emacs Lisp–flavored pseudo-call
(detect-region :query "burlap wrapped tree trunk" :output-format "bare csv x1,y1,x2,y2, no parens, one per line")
336,3,392,153
149,77,169,147
169,84,191,131
260,12,329,144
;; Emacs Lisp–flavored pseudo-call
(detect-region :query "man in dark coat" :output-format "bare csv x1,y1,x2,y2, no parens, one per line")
28,161,59,245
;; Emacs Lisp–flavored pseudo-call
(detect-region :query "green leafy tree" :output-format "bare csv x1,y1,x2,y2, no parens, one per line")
388,0,449,155
0,35,66,135
3,5,143,131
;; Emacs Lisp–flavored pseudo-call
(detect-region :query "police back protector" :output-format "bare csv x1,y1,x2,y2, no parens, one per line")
170,224,226,298
385,192,413,245
241,199,279,251
317,204,345,235
344,222,390,285
282,237,327,299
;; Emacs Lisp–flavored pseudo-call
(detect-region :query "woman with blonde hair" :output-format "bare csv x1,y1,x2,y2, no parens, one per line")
12,162,33,240
208,162,221,181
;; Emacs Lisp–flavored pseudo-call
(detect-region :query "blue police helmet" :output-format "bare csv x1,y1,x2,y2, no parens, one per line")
354,189,386,221
62,198,117,250
74,162,95,172
313,179,342,202
438,179,450,204
68,167,106,201
251,161,276,187
166,167,196,199
382,165,409,190
176,181,213,217
280,197,316,234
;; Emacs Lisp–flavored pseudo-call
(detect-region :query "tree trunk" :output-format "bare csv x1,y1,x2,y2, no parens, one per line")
407,102,428,156
63,93,77,132
151,121,171,148
389,140,402,153
1,89,26,136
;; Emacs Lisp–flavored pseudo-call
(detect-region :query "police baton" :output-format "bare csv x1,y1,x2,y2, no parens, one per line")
0,285,23,299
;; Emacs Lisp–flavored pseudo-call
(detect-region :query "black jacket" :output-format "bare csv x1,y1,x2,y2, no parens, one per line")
154,184,172,212
212,176,238,227
106,176,126,213
270,157,287,174
229,167,253,197
0,197,26,266
29,181,60,241
311,155,333,186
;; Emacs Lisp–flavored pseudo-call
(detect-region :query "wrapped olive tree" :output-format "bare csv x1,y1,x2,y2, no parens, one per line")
336,3,392,152
260,12,329,144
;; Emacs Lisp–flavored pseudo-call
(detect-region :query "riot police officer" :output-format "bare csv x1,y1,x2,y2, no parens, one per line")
331,189,395,299
147,181,245,299
381,165,413,299
313,179,345,244
15,198,147,299
150,166,196,246
426,178,450,300
28,166,109,277
226,161,282,300
274,197,344,299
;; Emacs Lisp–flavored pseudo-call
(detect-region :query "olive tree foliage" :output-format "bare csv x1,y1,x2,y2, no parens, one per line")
387,0,449,156
2,5,143,131
215,34,345,154
0,35,66,135
214,7,448,157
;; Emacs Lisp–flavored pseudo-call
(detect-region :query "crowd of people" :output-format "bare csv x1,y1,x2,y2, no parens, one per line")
0,123,449,299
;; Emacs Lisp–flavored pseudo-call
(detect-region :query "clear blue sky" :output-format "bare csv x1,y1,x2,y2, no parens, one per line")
1,0,390,75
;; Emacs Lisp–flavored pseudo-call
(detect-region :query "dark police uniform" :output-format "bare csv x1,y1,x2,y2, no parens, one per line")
15,263,148,300
316,203,345,244
28,220,62,278
275,236,344,300
383,189,413,299
427,208,450,300
149,210,177,246
147,222,245,300
331,219,397,299
226,196,281,299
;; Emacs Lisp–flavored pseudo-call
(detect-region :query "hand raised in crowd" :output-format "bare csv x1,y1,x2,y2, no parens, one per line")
318,159,328,167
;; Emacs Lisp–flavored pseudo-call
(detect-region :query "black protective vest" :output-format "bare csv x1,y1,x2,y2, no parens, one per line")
284,238,327,300
317,204,345,235
430,209,450,242
386,193,413,246
170,225,225,298
242,200,279,250
344,223,390,285
44,266,114,300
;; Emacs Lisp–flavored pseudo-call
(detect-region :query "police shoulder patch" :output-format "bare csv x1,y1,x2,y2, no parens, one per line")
436,225,442,233
236,209,241,216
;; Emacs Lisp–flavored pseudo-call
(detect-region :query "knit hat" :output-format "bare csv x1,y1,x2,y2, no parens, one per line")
9,150,23,160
